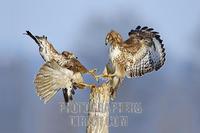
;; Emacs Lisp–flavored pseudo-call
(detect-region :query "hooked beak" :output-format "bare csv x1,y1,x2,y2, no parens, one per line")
25,31,40,45
105,40,108,45
105,39,109,45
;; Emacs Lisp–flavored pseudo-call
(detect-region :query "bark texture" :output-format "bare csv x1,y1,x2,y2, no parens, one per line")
86,83,111,133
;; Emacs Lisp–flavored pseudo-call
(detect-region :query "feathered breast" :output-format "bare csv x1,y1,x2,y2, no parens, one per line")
109,46,122,64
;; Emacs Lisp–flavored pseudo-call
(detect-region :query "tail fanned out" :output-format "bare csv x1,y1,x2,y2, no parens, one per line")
34,60,74,104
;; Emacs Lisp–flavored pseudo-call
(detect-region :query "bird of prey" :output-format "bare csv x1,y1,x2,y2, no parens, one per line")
25,31,97,104
102,26,166,99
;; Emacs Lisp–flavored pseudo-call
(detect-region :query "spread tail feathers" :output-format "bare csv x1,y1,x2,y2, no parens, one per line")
34,60,74,104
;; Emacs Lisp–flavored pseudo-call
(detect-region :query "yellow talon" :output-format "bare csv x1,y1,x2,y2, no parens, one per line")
88,69,99,81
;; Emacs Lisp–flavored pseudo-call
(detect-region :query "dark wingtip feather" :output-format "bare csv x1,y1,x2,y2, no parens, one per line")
163,58,166,63
141,26,148,30
129,26,163,46
136,25,141,30
159,39,163,43
152,31,159,34
129,26,158,36
156,43,166,71
155,35,160,38
162,47,165,52
147,28,154,31
128,25,142,36
128,30,135,36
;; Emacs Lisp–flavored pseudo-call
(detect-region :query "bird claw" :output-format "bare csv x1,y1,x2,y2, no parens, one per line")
96,74,113,80
94,75,101,82
89,68,97,73
88,68,99,81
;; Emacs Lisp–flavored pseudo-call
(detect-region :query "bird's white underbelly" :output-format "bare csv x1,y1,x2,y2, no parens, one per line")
109,46,121,63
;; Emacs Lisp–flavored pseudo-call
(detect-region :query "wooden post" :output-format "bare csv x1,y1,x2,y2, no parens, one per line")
87,66,112,133
86,83,111,133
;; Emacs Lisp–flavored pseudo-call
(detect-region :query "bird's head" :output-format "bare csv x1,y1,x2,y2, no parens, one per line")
105,30,123,46
35,35,49,47
25,31,60,62
25,31,50,48
62,51,78,59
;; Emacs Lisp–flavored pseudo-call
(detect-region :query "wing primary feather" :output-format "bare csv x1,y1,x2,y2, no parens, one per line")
128,30,135,36
155,35,160,38
147,28,154,31
152,31,159,34
141,26,148,30
136,25,141,30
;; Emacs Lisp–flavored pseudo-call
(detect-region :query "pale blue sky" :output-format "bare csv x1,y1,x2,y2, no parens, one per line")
0,0,200,133
0,0,200,61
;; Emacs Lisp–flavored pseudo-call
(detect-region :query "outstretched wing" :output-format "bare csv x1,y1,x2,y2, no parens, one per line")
34,60,75,104
61,51,88,73
124,26,166,78
62,58,88,74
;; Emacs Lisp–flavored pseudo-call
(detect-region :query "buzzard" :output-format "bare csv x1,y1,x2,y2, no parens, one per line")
102,26,166,99
25,31,96,104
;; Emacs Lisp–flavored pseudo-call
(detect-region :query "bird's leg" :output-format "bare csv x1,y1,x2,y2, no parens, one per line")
74,82,96,89
95,73,115,80
94,62,117,80
95,65,115,81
